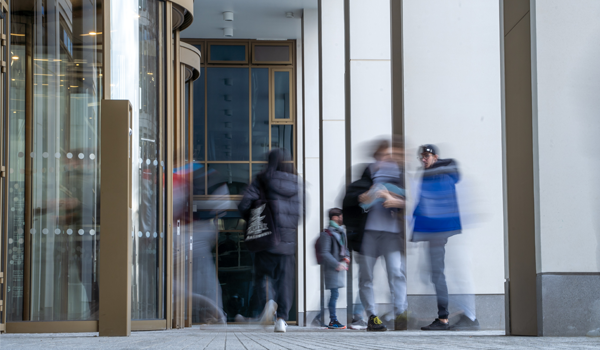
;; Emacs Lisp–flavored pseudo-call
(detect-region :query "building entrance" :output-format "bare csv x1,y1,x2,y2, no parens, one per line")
185,39,296,324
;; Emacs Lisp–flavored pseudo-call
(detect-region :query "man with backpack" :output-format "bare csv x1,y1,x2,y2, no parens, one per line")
316,208,350,329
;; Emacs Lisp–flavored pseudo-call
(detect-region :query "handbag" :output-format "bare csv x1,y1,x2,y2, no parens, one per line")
243,176,280,252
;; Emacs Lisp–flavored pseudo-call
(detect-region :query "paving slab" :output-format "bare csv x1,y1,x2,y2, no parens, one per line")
1,325,600,350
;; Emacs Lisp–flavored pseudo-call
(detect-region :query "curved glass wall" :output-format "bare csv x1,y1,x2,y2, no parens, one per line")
110,0,166,320
7,0,103,321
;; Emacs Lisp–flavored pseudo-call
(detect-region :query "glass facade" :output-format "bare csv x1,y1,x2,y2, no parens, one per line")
7,0,103,321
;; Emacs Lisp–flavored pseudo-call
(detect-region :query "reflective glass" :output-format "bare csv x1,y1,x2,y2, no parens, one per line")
8,0,103,321
251,69,269,161
207,164,249,195
271,125,294,158
133,0,165,320
207,68,249,161
193,66,205,162
274,71,291,119
253,45,290,63
209,45,246,62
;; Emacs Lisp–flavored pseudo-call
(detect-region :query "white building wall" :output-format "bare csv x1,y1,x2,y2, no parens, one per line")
348,0,393,307
532,0,600,273
301,8,322,316
402,0,505,294
321,0,348,313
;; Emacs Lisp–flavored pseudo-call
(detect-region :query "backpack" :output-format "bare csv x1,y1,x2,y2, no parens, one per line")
243,177,281,252
315,229,333,264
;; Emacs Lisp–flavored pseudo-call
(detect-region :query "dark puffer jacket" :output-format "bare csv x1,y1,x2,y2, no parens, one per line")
238,171,300,255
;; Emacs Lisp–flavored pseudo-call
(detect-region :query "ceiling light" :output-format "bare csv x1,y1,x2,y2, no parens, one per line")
286,12,294,18
223,11,234,21
224,27,233,37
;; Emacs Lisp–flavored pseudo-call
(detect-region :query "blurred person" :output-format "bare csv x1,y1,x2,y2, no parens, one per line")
192,182,229,324
344,139,408,332
413,144,479,331
314,208,350,329
238,149,300,333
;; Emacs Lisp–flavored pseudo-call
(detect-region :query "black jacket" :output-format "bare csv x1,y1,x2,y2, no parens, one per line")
343,166,373,252
238,171,300,255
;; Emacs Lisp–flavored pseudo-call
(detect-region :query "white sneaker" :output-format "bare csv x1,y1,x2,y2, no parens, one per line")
234,314,246,323
259,300,278,325
274,318,287,333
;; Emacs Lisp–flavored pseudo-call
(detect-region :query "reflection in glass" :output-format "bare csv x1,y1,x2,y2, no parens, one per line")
274,71,290,119
193,66,205,162
207,68,249,161
251,69,269,161
210,45,246,62
8,0,102,321
133,0,165,320
254,45,290,63
207,164,249,195
271,125,294,158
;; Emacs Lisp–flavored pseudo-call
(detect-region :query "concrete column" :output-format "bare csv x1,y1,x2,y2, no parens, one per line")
503,0,600,336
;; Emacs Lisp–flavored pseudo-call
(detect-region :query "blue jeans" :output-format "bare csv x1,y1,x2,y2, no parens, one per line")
328,288,339,320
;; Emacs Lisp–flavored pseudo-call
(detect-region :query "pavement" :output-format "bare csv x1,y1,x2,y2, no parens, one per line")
1,325,600,349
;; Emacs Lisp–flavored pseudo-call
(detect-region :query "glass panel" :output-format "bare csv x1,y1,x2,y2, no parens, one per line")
209,44,246,62
207,163,249,195
193,163,206,195
251,163,266,180
274,71,291,119
271,125,294,158
8,0,103,321
254,45,290,63
251,69,269,161
218,230,253,322
133,0,164,320
193,66,205,162
207,68,249,161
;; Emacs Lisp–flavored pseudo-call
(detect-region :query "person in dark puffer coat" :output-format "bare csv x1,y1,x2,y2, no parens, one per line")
238,149,300,333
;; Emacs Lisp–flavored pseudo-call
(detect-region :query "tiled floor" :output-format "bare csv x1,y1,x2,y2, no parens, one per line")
1,325,600,349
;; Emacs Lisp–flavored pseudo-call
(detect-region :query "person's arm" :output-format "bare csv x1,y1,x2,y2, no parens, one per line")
319,232,342,268
237,181,261,220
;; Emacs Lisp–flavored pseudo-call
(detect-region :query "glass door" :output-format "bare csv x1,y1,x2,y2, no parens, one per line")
6,0,103,323
0,0,9,333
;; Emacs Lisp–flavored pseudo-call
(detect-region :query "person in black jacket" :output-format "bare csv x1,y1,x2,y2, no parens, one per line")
238,149,300,333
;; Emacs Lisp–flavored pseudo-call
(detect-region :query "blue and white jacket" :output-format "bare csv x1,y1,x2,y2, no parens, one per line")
413,159,461,234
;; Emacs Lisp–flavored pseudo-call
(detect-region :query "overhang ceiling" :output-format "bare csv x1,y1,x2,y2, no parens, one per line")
181,0,317,40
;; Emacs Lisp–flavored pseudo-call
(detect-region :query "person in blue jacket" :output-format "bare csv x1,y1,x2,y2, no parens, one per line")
413,144,479,331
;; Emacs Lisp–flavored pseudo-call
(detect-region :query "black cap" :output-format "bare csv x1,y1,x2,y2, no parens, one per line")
419,144,438,156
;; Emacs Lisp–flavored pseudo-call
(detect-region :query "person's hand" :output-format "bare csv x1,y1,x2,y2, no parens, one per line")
383,197,405,209
359,191,371,204
336,262,348,271
343,257,350,264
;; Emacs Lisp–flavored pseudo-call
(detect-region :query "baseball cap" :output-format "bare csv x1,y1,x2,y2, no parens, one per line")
419,144,438,156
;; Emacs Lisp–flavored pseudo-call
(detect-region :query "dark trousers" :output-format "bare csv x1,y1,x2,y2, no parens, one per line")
254,252,295,321
428,237,449,319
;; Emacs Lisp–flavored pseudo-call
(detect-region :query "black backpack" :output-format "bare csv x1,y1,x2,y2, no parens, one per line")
243,177,280,252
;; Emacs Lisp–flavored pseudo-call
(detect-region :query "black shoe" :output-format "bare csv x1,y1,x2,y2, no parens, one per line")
449,315,480,331
367,315,387,332
394,311,408,331
421,318,450,331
